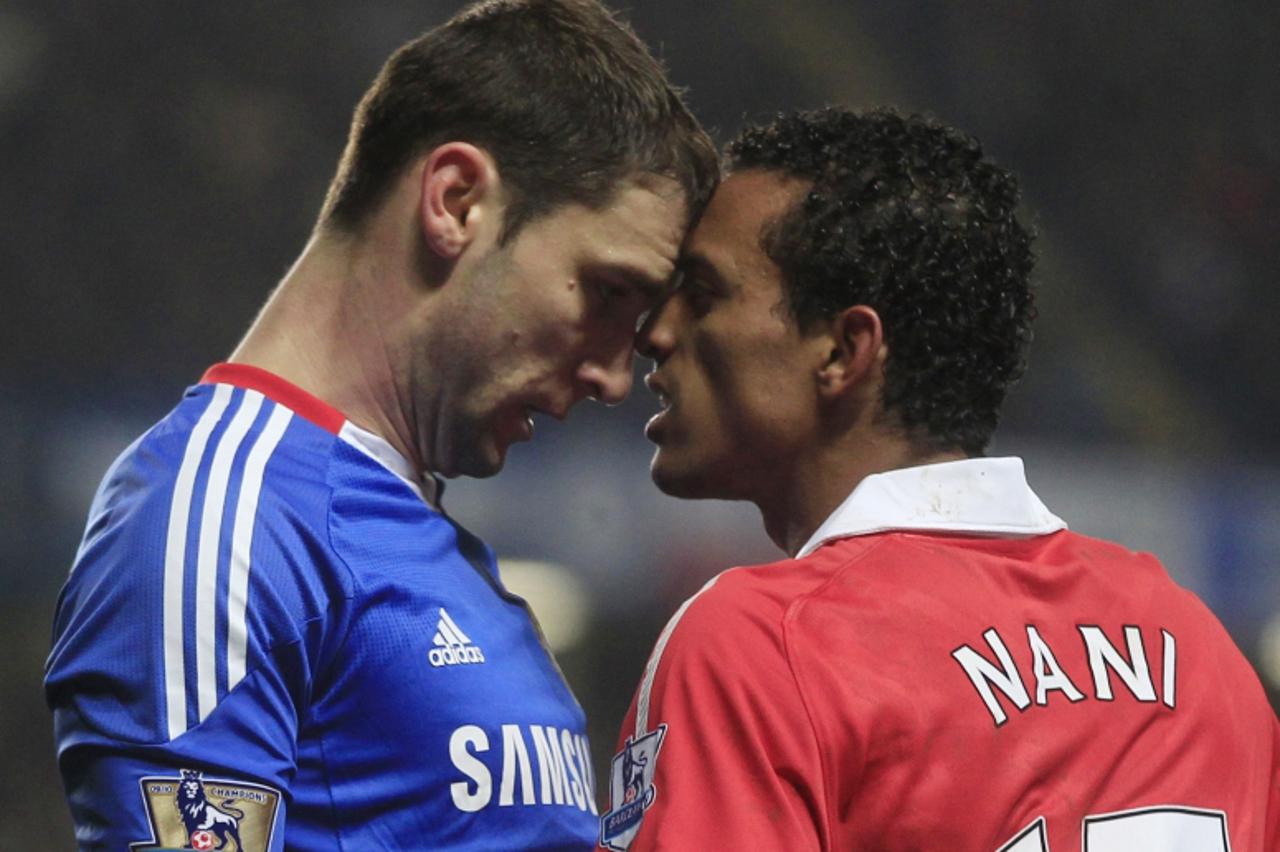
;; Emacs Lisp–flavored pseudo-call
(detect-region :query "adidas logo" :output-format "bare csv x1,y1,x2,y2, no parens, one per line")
429,608,486,667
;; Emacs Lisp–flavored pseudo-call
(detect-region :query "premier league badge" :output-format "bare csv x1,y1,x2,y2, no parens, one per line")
130,769,281,851
600,725,667,851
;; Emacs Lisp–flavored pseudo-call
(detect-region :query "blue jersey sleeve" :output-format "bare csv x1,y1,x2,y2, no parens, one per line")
45,385,348,852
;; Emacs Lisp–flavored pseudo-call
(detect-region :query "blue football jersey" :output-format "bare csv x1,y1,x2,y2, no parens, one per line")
46,364,598,851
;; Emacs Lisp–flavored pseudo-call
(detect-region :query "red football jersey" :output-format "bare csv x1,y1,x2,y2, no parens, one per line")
601,459,1280,851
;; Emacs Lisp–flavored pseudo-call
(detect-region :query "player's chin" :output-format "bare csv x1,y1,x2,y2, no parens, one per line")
457,409,535,478
450,436,508,480
648,449,715,499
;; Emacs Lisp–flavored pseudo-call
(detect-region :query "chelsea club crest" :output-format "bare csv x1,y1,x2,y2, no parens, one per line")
600,725,667,851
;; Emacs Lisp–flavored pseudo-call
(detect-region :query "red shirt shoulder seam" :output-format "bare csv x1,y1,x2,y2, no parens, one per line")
780,535,894,846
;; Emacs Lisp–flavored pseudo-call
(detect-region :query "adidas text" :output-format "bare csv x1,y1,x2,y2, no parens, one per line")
430,645,486,667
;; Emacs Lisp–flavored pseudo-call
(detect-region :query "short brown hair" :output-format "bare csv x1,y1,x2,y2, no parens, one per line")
321,0,718,241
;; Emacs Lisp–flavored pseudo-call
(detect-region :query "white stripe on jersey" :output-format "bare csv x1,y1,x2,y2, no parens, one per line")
434,622,461,647
439,608,472,645
194,390,264,722
226,404,292,691
164,383,233,741
635,573,722,736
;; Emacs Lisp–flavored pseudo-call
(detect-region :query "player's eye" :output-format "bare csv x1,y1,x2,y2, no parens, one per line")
598,282,626,304
676,274,714,317
589,278,629,309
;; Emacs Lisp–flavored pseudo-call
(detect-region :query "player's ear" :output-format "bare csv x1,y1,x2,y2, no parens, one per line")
816,304,886,400
418,142,501,259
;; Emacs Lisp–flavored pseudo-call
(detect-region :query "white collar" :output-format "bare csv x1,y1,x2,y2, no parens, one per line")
338,420,442,509
796,457,1065,558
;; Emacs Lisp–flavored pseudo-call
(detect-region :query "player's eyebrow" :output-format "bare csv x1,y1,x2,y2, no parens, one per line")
590,261,674,302
675,250,727,291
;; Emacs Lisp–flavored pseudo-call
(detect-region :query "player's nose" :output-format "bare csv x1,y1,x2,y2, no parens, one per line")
578,344,634,405
635,296,679,364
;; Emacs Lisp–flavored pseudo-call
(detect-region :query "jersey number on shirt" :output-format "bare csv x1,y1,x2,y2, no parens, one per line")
998,806,1229,851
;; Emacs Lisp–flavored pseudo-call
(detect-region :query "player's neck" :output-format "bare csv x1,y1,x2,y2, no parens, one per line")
758,431,967,558
227,226,427,472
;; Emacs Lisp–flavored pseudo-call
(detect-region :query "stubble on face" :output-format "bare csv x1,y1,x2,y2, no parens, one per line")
425,246,521,479
417,177,688,479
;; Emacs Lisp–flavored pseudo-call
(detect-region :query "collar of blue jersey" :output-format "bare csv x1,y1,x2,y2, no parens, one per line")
795,457,1066,558
338,420,443,509
201,363,444,509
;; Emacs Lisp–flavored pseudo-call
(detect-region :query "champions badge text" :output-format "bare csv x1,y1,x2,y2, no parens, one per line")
130,769,281,852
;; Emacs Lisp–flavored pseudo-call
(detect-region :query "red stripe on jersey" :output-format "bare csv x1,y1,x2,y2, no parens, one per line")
201,363,346,435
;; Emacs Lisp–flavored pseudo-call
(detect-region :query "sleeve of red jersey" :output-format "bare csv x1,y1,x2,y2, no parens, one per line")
1269,709,1280,851
599,572,828,851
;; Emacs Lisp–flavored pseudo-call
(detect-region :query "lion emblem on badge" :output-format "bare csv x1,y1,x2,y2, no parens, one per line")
601,725,668,850
622,745,649,804
175,769,244,850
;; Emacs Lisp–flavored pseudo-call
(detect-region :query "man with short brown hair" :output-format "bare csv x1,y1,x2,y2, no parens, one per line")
46,2,716,849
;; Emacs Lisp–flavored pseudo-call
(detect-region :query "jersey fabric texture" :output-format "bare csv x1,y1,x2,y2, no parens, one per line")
602,458,1280,852
46,364,598,851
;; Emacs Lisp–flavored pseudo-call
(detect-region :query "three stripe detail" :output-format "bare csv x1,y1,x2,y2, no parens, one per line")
163,386,293,740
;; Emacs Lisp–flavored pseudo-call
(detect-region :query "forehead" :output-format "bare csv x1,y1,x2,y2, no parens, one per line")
684,170,806,286
553,176,687,263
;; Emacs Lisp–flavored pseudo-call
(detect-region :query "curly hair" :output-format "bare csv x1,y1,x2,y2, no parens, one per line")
727,107,1036,456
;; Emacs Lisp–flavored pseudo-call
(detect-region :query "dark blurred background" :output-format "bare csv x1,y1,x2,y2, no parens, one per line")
4,1,1278,846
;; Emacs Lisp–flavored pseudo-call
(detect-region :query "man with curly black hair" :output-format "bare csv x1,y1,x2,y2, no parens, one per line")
600,108,1279,851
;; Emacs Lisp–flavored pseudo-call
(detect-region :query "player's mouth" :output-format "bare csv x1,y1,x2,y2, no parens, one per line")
504,399,570,447
643,373,673,442
496,406,534,448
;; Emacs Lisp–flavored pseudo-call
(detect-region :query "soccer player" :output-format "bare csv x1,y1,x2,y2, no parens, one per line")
44,1,716,849
600,108,1279,851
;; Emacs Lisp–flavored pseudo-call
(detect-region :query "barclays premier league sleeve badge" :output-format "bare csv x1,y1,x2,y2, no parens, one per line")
600,725,667,851
130,769,281,851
